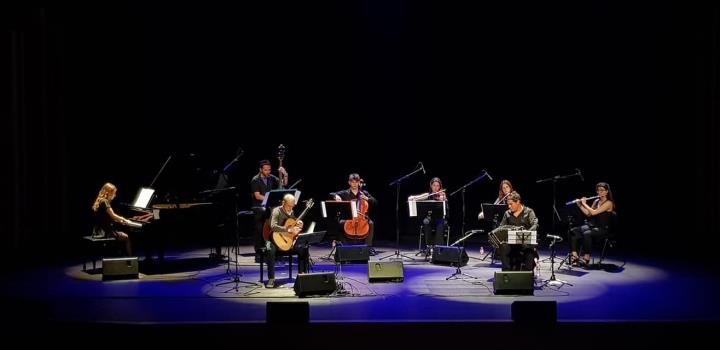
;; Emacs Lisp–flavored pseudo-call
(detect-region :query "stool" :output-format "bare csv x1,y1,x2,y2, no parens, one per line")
82,235,118,271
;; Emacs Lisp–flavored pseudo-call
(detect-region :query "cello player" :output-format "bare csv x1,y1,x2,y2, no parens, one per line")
331,173,377,255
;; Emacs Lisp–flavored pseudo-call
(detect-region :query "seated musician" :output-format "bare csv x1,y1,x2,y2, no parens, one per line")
91,183,151,256
569,182,615,266
408,177,448,248
478,179,514,221
331,173,378,255
265,194,309,288
492,191,539,271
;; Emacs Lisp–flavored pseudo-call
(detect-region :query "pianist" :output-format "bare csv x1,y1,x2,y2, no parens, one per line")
91,183,139,256
495,191,539,271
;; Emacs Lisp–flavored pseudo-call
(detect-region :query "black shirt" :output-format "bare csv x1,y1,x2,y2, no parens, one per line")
250,174,282,208
499,206,539,231
93,199,115,237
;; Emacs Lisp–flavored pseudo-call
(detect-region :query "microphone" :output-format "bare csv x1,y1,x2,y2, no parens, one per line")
420,162,426,174
484,170,493,181
547,234,563,241
576,168,584,182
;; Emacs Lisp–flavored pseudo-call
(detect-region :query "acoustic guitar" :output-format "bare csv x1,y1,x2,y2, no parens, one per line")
272,198,314,251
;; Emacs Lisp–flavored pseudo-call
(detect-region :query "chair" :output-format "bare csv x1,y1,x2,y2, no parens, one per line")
82,235,119,271
593,211,624,268
258,247,296,283
417,224,450,251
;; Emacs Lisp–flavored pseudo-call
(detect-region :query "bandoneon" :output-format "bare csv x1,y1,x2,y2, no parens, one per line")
488,225,537,248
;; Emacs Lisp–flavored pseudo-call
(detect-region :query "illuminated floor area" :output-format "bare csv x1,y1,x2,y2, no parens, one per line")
2,241,717,325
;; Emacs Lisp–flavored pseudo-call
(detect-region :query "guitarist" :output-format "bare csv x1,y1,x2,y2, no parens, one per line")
265,193,309,288
251,159,289,261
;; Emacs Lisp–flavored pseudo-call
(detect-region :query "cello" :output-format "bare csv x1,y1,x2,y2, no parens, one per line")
343,181,370,240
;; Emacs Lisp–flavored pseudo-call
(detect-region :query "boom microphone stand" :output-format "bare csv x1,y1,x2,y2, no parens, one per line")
379,162,425,261
536,169,583,265
448,170,493,247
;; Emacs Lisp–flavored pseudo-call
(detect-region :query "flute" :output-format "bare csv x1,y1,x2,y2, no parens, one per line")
565,195,600,205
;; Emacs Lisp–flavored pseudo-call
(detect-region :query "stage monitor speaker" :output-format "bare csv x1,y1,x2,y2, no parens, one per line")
493,271,534,295
293,272,336,297
511,301,557,324
335,244,370,263
431,246,469,266
102,257,139,280
368,261,404,283
266,302,309,323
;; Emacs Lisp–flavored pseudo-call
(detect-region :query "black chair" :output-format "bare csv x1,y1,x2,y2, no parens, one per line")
258,247,296,283
417,224,450,258
593,211,624,268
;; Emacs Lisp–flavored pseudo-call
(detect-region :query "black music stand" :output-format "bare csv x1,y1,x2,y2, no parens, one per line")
479,203,506,261
410,200,447,257
294,231,326,249
449,171,492,254
263,189,301,209
319,201,355,261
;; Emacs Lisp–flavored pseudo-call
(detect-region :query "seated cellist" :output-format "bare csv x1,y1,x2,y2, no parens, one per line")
330,173,377,255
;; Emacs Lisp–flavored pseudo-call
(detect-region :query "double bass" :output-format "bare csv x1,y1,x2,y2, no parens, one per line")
262,144,287,241
343,182,370,240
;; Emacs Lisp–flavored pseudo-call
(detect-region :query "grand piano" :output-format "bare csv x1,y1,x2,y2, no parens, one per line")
120,155,240,266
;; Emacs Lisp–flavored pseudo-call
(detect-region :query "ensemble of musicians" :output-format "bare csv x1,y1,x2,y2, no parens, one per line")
92,154,616,288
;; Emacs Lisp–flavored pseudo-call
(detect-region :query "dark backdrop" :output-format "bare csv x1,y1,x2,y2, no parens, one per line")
3,1,718,266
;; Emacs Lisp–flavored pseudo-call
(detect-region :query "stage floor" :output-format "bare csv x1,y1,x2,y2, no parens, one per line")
2,241,718,326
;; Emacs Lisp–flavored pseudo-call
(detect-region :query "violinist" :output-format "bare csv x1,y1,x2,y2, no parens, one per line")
478,179,514,220
331,173,377,255
409,177,448,247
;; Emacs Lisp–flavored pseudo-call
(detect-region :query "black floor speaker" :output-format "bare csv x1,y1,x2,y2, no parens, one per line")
102,257,139,280
431,246,469,266
493,271,534,295
368,261,404,283
335,244,370,263
266,302,309,323
293,272,336,297
511,301,557,323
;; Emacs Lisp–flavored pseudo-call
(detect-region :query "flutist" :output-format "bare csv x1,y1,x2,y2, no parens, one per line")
569,182,616,266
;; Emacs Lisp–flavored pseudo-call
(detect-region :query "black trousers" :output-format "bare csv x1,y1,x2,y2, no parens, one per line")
570,224,608,254
499,244,536,271
253,208,268,252
264,240,309,279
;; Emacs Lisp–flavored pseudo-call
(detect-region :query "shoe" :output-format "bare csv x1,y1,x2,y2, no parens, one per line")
369,248,377,256
266,278,275,288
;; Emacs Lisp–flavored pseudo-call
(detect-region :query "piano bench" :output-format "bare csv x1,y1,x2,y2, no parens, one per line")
257,248,295,283
82,236,118,272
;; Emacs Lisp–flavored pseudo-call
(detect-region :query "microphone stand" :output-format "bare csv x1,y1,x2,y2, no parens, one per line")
542,236,573,288
448,171,491,253
536,170,582,265
445,230,483,280
378,164,424,261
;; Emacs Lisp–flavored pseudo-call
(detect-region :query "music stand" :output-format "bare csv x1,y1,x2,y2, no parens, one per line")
409,200,447,257
320,201,355,261
263,189,301,209
294,231,326,248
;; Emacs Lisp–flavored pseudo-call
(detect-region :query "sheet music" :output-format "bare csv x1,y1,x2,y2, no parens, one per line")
507,230,537,245
131,188,155,208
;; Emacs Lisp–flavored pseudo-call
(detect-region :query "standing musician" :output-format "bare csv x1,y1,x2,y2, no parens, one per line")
493,191,539,271
331,173,378,255
569,182,615,266
250,159,289,258
408,177,448,247
264,193,309,288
